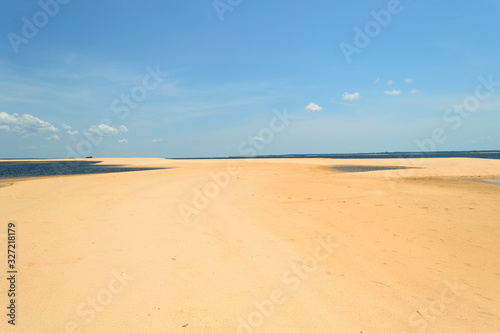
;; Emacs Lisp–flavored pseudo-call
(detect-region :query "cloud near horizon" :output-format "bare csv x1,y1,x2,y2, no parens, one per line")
305,102,323,112
342,92,361,101
46,135,59,141
0,112,59,137
385,90,402,95
87,124,129,136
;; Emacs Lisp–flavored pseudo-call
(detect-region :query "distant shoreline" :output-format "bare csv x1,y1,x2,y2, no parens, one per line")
1,150,499,161
168,150,500,160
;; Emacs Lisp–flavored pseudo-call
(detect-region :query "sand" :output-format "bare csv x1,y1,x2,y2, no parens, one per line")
0,157,499,332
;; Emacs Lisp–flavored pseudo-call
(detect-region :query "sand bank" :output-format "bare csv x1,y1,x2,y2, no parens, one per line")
0,157,499,332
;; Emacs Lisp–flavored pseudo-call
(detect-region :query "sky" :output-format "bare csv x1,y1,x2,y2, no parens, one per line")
0,0,499,158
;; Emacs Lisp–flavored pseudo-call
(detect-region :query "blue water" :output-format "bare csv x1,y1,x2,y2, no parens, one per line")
177,150,500,160
2,150,499,180
0,161,166,180
486,180,500,184
330,166,409,173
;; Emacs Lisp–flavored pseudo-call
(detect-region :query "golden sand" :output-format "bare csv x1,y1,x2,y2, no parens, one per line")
0,157,499,332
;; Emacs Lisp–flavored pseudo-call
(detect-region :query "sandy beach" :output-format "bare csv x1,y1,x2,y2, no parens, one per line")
1,157,499,332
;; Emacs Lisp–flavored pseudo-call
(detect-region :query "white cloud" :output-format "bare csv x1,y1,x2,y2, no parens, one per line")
410,89,421,94
62,123,72,130
405,78,413,83
152,138,163,142
118,138,128,144
374,78,380,84
0,112,58,137
66,130,79,135
88,124,118,136
46,134,59,141
11,127,25,135
342,92,361,101
305,102,323,112
384,90,401,95
87,124,128,136
467,140,477,144
253,136,263,142
387,80,394,85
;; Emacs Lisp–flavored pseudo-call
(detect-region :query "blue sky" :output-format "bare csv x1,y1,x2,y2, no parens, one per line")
0,0,499,158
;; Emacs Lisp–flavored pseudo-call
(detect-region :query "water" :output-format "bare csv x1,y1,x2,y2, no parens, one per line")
0,161,166,180
485,180,500,184
330,166,409,173
2,150,499,179
173,150,500,160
